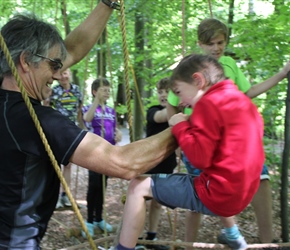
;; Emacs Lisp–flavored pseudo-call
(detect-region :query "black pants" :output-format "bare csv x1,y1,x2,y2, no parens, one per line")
86,171,108,223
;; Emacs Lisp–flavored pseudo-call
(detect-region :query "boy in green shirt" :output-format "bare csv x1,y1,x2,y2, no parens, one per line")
167,18,290,248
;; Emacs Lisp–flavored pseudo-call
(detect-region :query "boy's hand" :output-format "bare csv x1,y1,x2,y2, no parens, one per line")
168,112,189,127
115,128,122,143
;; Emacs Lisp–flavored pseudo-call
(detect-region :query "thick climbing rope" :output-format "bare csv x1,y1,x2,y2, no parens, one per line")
0,27,98,250
118,0,133,143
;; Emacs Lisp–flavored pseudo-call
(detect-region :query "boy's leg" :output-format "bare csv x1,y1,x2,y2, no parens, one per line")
251,179,273,243
181,153,203,249
218,217,247,250
185,211,202,249
148,199,162,233
61,163,72,206
119,177,153,248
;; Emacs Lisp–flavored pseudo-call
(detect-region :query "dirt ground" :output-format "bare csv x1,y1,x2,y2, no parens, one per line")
40,128,289,250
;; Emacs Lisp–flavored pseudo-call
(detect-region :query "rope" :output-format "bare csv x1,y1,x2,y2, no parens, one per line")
0,32,97,250
129,62,145,120
208,0,213,18
181,0,186,57
118,0,133,142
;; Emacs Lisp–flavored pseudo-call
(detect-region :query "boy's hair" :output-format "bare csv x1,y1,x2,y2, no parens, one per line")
197,18,228,44
170,54,225,87
91,78,111,96
156,77,170,90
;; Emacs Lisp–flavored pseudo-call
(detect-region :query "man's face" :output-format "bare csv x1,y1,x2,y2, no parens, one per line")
157,88,169,107
198,34,226,60
28,45,63,101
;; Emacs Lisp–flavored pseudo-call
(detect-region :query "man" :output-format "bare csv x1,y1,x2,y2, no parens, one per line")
50,68,83,209
0,1,177,249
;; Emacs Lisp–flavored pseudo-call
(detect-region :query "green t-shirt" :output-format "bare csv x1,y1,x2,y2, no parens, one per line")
168,55,251,115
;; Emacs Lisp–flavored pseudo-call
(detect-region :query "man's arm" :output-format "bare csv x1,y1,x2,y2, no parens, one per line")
63,1,117,69
70,128,177,180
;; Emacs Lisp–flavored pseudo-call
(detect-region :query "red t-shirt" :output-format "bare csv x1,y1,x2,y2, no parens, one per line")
172,79,264,217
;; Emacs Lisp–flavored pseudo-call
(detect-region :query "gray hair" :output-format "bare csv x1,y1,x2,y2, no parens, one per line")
0,14,67,76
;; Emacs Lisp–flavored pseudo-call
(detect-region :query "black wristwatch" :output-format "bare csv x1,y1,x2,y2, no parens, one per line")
102,0,121,10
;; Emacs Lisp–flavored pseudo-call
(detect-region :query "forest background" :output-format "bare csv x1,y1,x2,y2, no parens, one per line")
1,0,290,247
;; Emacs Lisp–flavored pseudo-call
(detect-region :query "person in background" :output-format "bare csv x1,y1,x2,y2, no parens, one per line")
166,18,290,248
136,77,177,250
50,68,84,209
82,78,122,237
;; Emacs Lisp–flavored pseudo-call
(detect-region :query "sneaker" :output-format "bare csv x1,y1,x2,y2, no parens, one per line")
55,196,63,209
81,222,94,239
61,194,72,207
145,238,170,250
95,220,113,233
217,231,247,250
135,245,147,250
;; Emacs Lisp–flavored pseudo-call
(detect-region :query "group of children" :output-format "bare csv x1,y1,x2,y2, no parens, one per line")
113,18,290,250
55,18,290,250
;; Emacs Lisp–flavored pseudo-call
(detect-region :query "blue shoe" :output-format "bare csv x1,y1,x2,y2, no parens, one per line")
81,222,94,239
95,220,113,233
217,230,247,250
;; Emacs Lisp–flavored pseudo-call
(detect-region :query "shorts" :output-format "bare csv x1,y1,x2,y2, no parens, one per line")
150,173,216,216
182,153,270,180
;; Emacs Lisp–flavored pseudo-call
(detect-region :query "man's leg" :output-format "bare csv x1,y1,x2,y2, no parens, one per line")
119,177,152,248
251,179,273,243
185,211,202,249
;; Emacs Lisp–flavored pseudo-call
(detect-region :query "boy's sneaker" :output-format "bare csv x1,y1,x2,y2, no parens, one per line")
94,220,113,233
61,194,72,207
81,222,94,239
145,238,170,250
55,196,63,209
135,245,147,250
217,231,247,250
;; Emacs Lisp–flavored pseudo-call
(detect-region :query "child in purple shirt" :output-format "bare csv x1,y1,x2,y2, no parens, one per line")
82,78,122,237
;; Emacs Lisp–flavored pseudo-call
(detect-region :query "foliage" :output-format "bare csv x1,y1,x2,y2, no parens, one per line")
1,0,289,140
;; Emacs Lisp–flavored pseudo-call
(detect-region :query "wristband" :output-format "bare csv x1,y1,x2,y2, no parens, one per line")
102,0,120,10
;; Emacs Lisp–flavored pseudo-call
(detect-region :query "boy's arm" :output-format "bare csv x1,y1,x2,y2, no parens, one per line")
153,108,168,123
83,96,99,122
63,2,117,69
246,60,290,98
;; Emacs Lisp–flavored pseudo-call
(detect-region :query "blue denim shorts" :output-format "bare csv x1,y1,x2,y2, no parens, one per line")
182,153,270,180
151,173,216,216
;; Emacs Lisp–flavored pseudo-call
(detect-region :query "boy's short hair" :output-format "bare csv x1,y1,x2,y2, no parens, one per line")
91,78,111,95
197,18,228,44
92,78,110,90
156,77,170,90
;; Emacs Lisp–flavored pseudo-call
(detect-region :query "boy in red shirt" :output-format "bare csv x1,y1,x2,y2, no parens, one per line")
116,54,264,250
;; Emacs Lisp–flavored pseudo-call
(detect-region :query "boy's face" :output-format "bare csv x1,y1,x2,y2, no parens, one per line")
157,88,169,107
172,80,201,108
94,86,111,102
198,34,226,60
